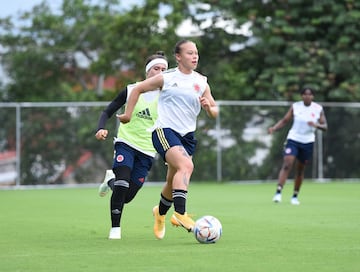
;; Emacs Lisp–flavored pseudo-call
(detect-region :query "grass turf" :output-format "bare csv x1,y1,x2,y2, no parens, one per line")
0,181,359,272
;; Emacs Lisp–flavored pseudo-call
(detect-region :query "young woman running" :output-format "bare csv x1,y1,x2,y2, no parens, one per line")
117,40,218,239
95,52,168,239
268,87,328,205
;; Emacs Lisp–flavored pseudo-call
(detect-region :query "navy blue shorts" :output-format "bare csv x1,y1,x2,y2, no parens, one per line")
113,142,153,186
152,128,197,162
283,139,314,164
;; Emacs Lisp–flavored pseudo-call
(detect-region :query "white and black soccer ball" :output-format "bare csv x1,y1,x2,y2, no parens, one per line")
194,215,222,244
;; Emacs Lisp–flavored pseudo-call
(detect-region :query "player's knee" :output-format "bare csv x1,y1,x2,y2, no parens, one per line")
182,159,194,174
113,165,131,182
281,162,292,171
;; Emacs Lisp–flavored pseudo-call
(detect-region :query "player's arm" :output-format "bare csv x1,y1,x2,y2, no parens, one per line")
117,74,163,123
200,83,218,118
309,109,328,131
317,110,328,131
268,106,293,134
95,88,127,140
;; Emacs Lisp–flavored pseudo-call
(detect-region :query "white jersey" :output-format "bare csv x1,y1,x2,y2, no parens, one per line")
155,68,207,136
287,101,323,143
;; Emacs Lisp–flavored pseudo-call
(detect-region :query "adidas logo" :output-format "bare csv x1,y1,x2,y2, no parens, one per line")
171,83,178,87
136,108,153,120
111,209,121,215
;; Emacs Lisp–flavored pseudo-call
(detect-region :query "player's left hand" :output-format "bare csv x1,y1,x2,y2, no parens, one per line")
199,96,210,110
95,129,108,140
307,121,317,128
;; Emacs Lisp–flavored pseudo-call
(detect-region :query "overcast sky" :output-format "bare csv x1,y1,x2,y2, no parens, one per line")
0,0,143,18
0,0,61,17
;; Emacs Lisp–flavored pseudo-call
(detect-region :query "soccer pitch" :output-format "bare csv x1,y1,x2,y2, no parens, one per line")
0,181,359,272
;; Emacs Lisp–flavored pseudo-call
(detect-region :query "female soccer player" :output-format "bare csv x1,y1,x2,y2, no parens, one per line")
268,87,328,205
117,39,218,239
95,52,168,239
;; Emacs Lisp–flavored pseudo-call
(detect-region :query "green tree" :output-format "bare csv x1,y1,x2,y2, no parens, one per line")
1,0,359,183
190,0,360,101
0,0,194,184
187,0,360,180
0,0,121,102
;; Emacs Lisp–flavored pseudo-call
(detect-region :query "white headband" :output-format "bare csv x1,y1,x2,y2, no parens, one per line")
145,58,168,73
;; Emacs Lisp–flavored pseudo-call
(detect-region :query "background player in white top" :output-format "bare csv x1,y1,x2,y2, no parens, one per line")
268,87,328,205
95,52,168,239
118,40,218,238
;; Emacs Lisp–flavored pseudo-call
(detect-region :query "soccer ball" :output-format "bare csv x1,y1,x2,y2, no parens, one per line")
194,215,222,244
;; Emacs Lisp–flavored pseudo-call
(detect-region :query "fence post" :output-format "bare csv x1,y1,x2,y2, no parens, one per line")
216,105,222,182
317,129,324,181
16,104,21,187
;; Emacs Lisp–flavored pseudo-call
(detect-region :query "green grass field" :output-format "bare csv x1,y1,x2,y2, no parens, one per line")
0,181,359,272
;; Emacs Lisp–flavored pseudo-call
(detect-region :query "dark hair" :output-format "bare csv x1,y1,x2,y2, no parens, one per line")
145,51,167,66
174,39,192,54
300,87,315,95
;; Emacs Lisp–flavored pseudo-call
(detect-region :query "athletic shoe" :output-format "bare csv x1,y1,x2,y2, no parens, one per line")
98,170,115,197
108,227,121,239
152,206,166,239
171,212,195,232
272,193,282,203
291,197,300,205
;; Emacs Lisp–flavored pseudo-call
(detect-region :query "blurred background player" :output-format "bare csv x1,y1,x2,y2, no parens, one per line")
95,52,168,239
268,87,328,205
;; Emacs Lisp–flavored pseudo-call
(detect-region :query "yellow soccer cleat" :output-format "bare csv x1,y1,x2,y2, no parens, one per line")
152,206,166,239
171,211,195,232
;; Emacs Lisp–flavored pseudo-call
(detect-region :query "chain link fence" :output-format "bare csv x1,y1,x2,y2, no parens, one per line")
1,101,359,187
